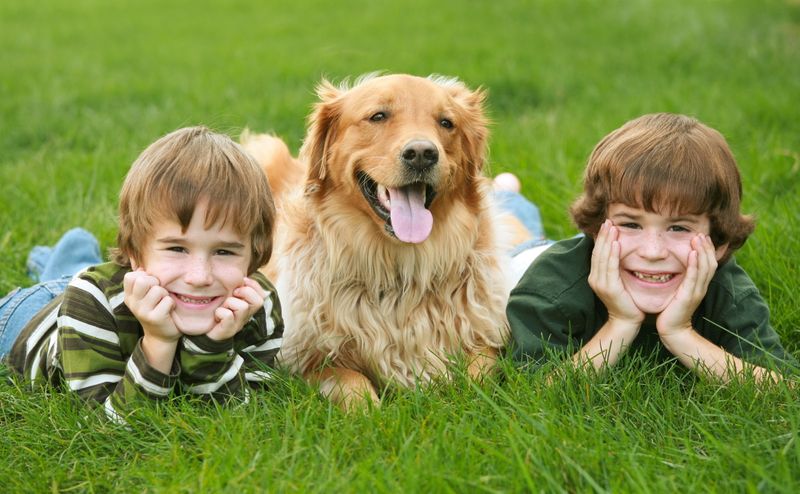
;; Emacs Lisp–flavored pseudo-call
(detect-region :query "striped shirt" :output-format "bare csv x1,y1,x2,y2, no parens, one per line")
7,262,283,422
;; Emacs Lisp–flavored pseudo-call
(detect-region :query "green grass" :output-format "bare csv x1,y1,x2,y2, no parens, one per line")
1,0,799,491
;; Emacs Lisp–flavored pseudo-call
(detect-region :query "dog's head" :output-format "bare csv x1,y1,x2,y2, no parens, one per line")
299,73,489,244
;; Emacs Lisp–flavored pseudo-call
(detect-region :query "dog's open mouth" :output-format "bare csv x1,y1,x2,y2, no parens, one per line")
357,171,437,243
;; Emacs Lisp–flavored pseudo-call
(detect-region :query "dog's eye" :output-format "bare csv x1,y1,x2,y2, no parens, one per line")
369,112,387,122
439,118,454,129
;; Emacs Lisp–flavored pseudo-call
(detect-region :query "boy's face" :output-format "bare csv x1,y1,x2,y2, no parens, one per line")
132,199,252,335
607,203,727,315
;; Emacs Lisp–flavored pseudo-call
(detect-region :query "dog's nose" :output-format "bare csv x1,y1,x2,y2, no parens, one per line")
401,140,439,171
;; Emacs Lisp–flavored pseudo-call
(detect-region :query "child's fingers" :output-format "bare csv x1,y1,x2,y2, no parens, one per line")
607,238,621,282
129,272,160,299
680,234,716,305
590,221,612,285
223,296,250,319
242,276,267,295
124,272,165,316
595,221,612,257
140,285,167,308
598,224,621,288
123,270,148,297
702,234,718,274
682,249,700,297
234,284,267,309
224,295,249,309
152,293,175,319
692,234,717,294
208,295,255,341
214,306,236,332
658,240,706,335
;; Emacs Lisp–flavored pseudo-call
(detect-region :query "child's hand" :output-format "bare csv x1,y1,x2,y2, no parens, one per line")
657,234,718,338
205,277,268,341
589,220,645,327
123,269,180,342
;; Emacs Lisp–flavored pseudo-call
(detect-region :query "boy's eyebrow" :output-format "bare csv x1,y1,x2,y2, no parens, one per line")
156,237,246,249
609,211,640,220
668,215,703,223
155,236,187,244
610,211,703,224
215,241,247,249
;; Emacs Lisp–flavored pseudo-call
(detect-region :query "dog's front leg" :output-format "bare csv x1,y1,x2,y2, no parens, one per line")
466,347,499,381
309,367,380,411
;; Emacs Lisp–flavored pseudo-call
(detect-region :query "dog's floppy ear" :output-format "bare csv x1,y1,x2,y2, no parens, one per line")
448,83,490,178
300,79,342,190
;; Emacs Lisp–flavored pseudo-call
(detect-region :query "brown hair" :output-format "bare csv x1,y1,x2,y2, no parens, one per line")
570,113,754,263
112,126,275,273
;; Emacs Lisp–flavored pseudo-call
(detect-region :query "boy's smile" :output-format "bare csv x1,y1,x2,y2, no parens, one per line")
133,199,252,335
608,203,725,315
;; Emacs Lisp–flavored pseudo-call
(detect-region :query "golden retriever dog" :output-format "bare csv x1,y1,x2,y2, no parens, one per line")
242,73,511,408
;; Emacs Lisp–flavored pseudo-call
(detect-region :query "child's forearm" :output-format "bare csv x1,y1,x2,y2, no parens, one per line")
141,333,179,375
572,318,640,372
660,329,782,384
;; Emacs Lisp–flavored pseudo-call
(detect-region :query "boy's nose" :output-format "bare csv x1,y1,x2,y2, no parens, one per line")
185,256,213,285
639,231,668,259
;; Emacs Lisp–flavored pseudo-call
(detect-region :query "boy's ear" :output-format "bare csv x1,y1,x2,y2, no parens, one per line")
714,242,729,261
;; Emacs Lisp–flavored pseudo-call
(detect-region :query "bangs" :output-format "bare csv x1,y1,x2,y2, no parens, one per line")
144,136,261,235
146,186,245,235
607,137,731,218
610,162,719,217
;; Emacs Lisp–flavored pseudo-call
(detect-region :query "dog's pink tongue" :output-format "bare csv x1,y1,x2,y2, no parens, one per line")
389,185,433,243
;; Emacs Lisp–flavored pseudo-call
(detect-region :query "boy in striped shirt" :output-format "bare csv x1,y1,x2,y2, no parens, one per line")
2,126,283,422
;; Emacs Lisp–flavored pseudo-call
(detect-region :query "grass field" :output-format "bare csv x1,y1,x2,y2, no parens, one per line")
1,0,799,492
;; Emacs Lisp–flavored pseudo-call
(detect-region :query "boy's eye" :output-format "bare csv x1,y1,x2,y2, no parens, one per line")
166,246,187,253
668,225,691,233
618,222,641,230
215,249,237,256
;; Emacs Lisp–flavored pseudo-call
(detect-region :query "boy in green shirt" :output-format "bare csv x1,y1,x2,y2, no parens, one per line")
507,113,796,381
1,126,283,422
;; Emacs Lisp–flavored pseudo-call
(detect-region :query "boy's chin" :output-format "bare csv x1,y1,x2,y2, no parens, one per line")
633,297,671,316
172,313,215,336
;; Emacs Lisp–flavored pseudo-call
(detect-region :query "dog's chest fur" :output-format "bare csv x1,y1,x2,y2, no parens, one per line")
274,193,510,387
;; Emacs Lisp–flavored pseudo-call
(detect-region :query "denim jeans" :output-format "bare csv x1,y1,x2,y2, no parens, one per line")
494,190,557,286
0,276,72,356
494,190,547,242
0,228,101,358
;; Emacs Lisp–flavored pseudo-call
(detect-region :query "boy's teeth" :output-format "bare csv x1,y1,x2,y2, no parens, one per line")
633,272,673,283
178,295,213,304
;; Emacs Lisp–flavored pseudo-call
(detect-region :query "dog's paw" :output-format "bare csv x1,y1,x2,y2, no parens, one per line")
314,367,380,411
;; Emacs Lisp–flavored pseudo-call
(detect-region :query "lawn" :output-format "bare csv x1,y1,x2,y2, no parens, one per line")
1,0,799,492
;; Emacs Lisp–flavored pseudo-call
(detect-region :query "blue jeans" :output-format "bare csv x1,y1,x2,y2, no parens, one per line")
494,190,554,256
0,228,101,358
0,277,72,355
495,190,546,240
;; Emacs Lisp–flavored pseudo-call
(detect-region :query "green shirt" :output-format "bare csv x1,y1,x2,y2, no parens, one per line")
8,262,284,422
507,236,796,370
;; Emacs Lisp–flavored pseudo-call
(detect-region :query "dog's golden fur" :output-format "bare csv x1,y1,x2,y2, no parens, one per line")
242,73,510,407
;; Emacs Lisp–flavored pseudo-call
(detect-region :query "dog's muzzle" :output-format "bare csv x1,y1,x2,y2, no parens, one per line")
357,170,437,244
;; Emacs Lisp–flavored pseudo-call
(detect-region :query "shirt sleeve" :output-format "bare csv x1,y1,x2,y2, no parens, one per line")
57,277,179,423
507,280,590,368
177,274,284,401
708,285,798,371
